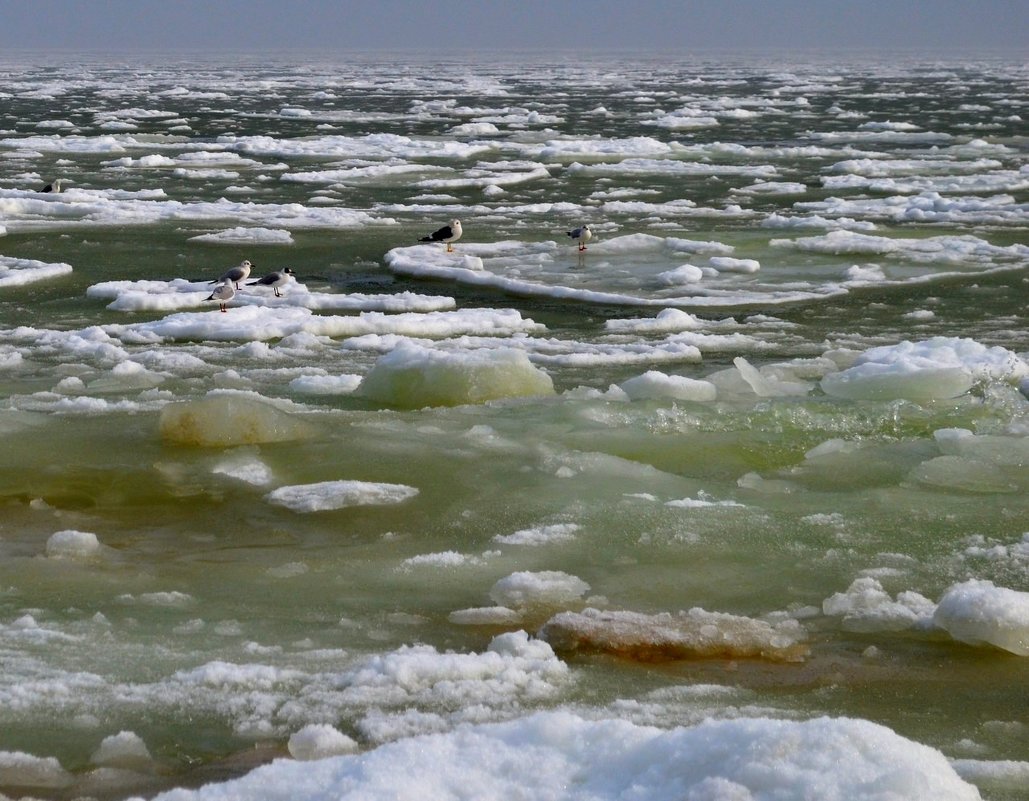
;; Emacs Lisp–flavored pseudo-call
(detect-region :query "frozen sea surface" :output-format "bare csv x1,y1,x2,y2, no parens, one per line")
0,51,1027,801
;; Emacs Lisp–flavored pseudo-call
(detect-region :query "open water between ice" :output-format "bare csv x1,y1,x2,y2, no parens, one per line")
0,51,1027,800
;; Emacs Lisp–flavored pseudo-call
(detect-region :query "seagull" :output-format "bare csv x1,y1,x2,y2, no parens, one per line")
205,279,235,313
247,267,294,297
419,219,462,252
211,259,253,290
567,224,592,252
41,179,63,193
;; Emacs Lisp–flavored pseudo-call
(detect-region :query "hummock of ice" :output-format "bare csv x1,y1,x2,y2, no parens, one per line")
619,370,717,402
0,751,73,789
489,571,591,611
538,607,809,663
137,712,980,801
265,480,418,513
45,529,102,559
359,344,555,408
91,731,152,769
933,580,1029,656
822,578,936,632
287,725,358,761
159,392,313,446
821,337,1029,401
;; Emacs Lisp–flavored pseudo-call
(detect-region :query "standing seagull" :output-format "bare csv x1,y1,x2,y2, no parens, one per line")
567,224,592,252
211,259,253,290
205,279,235,313
41,179,63,193
419,219,462,252
247,267,294,297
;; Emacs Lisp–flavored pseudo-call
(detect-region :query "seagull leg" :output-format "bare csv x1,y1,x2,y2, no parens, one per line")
446,243,453,253
274,288,281,297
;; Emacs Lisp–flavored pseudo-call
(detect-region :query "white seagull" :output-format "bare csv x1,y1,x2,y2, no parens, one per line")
247,267,294,297
211,259,253,290
41,179,63,193
419,219,462,252
567,224,592,252
205,279,235,313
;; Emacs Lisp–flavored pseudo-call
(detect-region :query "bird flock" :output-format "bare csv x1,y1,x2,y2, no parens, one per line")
36,182,592,313
204,261,296,312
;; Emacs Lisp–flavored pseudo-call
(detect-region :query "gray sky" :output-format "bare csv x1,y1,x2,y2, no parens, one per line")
1,1,1026,52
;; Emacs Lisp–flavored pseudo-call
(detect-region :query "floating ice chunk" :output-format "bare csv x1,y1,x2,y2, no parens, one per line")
45,529,101,559
448,606,523,625
911,455,1020,494
159,393,313,447
287,374,362,395
604,308,707,334
399,550,490,569
287,725,358,761
188,227,295,245
656,263,704,285
494,523,580,546
819,337,1029,401
774,230,1028,264
91,731,152,768
708,256,760,273
0,255,73,288
934,428,1029,467
619,370,717,402
265,480,418,513
933,579,1029,656
951,758,1029,792
118,591,195,608
823,578,936,632
489,571,590,610
359,344,555,409
734,357,811,397
211,453,275,486
0,751,73,788
134,711,980,801
538,607,808,662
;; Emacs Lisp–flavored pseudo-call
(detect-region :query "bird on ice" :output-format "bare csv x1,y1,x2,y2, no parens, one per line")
205,279,235,312
211,259,253,289
419,219,462,252
247,267,294,297
40,179,63,193
567,224,592,251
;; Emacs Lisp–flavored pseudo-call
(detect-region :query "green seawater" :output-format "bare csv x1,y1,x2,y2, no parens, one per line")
0,52,1027,799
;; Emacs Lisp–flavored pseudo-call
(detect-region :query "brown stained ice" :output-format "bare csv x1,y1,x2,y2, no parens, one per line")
538,607,809,663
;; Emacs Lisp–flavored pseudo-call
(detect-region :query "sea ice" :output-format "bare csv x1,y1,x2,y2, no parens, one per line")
287,725,357,761
45,530,101,559
134,712,979,801
618,370,717,402
933,579,1029,656
539,607,808,662
358,344,555,408
159,392,314,446
265,480,418,513
822,578,936,632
